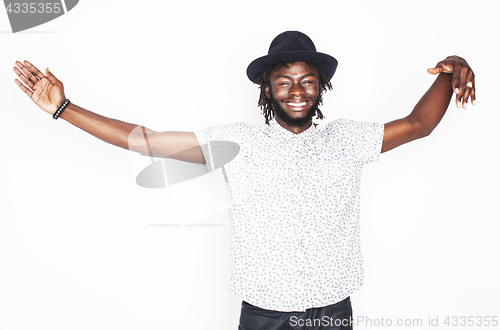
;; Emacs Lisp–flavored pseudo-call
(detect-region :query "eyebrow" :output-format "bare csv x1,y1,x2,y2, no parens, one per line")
275,72,317,80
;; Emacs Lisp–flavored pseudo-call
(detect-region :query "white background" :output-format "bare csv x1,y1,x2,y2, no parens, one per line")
1,1,499,329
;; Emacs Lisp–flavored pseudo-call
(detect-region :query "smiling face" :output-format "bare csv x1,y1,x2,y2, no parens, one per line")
266,61,320,134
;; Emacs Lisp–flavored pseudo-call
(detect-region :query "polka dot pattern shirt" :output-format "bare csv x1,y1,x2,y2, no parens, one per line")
194,119,384,312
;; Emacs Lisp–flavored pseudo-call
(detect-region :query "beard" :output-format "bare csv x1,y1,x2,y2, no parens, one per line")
271,96,321,128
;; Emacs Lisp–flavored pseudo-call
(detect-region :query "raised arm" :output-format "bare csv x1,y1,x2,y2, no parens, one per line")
14,60,205,164
381,56,475,153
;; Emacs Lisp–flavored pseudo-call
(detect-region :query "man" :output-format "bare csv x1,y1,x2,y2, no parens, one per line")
14,31,475,330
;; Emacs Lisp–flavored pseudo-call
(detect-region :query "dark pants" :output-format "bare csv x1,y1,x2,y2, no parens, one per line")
238,297,353,330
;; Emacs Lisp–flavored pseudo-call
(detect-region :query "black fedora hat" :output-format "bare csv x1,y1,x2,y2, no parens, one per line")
246,31,338,83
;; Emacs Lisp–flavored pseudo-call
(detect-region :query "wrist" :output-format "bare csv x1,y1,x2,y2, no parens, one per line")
53,99,70,119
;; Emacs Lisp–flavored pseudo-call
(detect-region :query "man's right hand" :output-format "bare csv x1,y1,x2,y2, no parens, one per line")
14,60,65,115
12,60,206,164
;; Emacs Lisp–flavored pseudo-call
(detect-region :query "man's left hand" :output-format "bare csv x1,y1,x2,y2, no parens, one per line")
427,55,475,109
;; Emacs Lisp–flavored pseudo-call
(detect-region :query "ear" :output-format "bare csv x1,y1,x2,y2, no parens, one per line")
265,84,271,99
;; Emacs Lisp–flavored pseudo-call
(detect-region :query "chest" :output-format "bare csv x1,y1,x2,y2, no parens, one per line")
224,141,363,204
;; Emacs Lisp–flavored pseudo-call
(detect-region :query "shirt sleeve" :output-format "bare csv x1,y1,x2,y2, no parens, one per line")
329,119,384,164
193,123,241,172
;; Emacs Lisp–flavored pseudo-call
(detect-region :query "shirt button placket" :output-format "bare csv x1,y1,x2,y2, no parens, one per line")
292,145,305,308
296,148,308,306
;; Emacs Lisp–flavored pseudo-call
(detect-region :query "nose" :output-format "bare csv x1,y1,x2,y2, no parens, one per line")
289,83,304,96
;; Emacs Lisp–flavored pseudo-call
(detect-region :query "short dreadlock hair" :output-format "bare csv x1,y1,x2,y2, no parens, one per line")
254,61,333,125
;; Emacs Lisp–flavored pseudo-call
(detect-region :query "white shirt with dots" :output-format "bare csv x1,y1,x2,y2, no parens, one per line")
195,118,384,312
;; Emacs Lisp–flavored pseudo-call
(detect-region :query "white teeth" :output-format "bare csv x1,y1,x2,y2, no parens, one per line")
287,102,306,106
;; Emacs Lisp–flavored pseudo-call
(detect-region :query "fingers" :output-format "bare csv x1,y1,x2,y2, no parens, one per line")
470,80,476,105
428,62,453,75
24,60,45,80
13,66,34,89
15,60,42,85
459,70,475,108
451,67,463,107
453,65,475,109
427,67,443,75
14,78,33,98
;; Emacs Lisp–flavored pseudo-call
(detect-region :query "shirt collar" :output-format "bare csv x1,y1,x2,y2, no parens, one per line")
266,120,321,145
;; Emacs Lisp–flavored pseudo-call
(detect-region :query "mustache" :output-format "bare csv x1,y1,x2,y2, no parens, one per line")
270,96,321,127
278,97,312,103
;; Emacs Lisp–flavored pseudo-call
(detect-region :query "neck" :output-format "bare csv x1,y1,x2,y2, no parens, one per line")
275,116,312,134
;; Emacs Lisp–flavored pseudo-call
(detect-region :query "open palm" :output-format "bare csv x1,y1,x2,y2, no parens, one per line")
14,60,65,115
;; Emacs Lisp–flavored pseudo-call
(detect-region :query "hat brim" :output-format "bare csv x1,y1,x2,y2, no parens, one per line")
246,50,338,83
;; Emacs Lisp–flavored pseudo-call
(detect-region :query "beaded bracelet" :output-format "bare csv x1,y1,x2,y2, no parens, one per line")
52,99,70,120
